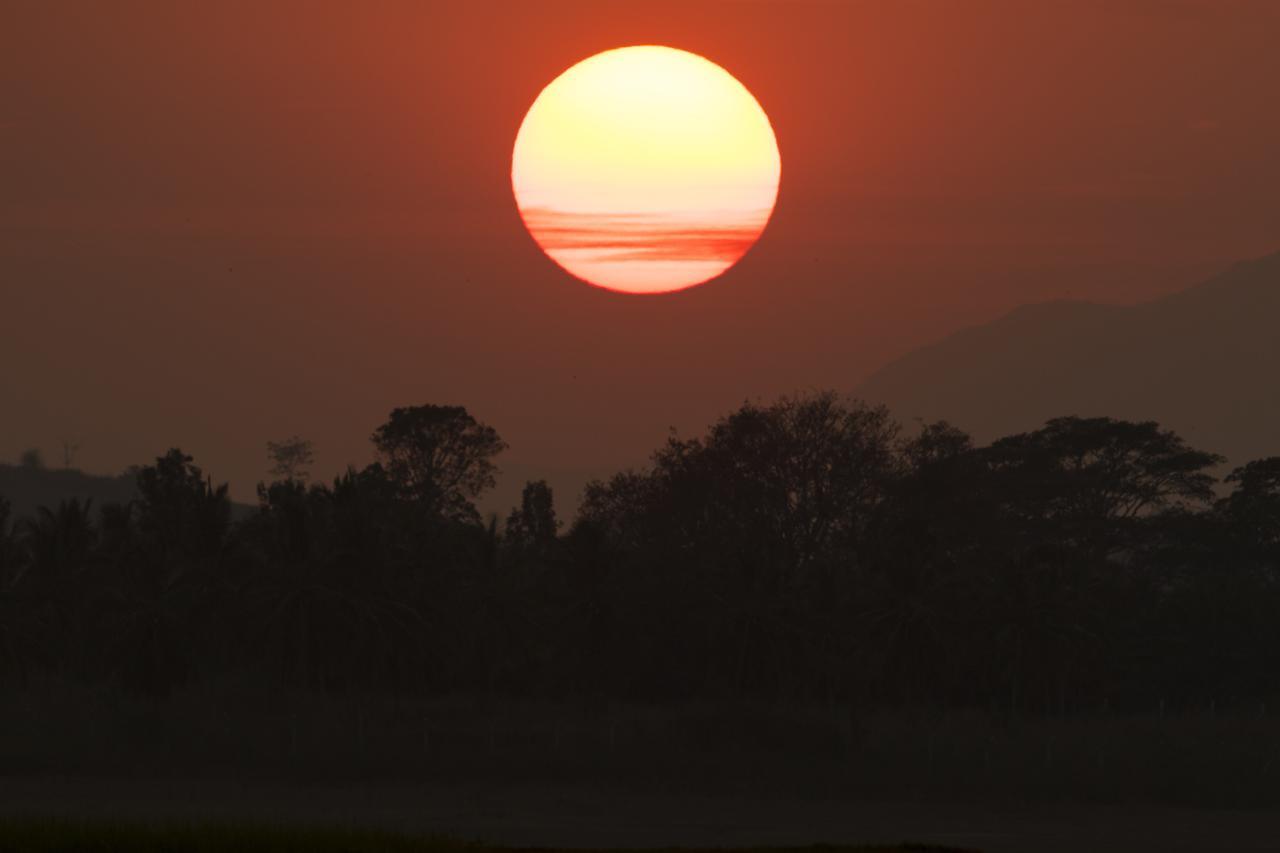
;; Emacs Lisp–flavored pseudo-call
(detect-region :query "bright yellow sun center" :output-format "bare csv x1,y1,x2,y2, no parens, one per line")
512,46,781,295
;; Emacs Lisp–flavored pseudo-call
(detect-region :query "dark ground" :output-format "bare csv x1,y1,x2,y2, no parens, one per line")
2,777,1279,853
5,687,1280,852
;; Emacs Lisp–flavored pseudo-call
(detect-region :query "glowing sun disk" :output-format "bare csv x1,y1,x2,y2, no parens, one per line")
512,46,781,294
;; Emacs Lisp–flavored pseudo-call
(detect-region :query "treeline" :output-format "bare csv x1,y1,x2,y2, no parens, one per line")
2,393,1278,714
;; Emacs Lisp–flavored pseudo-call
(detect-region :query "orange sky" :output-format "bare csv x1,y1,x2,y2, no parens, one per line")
4,0,1280,511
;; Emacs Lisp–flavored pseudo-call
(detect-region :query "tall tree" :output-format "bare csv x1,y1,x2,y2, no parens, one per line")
265,436,315,484
0,497,18,580
985,417,1223,556
1220,457,1280,547
21,499,96,586
655,392,899,576
505,479,559,555
135,449,232,561
371,405,506,524
0,496,39,685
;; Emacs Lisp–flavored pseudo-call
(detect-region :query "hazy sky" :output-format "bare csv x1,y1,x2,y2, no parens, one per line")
4,0,1280,511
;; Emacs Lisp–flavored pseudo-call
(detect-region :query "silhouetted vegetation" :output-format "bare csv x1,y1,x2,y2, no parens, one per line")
3,395,1280,802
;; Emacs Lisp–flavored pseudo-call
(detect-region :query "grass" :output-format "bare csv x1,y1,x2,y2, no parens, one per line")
0,819,972,853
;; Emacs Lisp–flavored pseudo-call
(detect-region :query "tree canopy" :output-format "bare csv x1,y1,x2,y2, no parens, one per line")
371,405,507,524
1,395,1277,715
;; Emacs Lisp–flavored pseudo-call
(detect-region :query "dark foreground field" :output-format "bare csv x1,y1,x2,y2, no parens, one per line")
5,689,1280,852
3,778,1280,853
0,823,968,853
0,819,960,853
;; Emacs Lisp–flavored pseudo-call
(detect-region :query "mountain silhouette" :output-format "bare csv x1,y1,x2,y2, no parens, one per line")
858,249,1280,466
0,464,138,524
0,463,256,524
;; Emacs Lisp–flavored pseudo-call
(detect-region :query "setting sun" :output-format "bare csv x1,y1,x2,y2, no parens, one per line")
512,46,781,294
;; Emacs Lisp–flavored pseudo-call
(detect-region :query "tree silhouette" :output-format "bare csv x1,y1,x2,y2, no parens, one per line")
134,449,229,557
106,450,233,697
240,470,428,692
371,405,506,525
266,436,315,484
1220,457,1280,552
21,499,96,590
505,479,559,557
3,397,1280,716
0,497,20,580
0,496,40,684
985,417,1224,558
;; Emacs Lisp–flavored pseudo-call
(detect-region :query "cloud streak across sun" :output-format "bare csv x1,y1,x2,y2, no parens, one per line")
512,46,780,294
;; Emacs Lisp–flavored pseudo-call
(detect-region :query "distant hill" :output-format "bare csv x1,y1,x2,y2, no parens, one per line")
0,464,257,526
0,464,138,524
858,249,1280,467
0,459,587,530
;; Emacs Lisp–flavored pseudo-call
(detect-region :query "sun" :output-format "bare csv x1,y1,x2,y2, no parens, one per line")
512,46,781,295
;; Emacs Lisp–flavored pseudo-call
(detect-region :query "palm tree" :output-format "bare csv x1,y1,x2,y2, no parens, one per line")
0,497,39,685
21,499,96,587
13,500,98,676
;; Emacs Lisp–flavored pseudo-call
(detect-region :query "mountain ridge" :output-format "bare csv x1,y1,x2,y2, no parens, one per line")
857,248,1280,465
